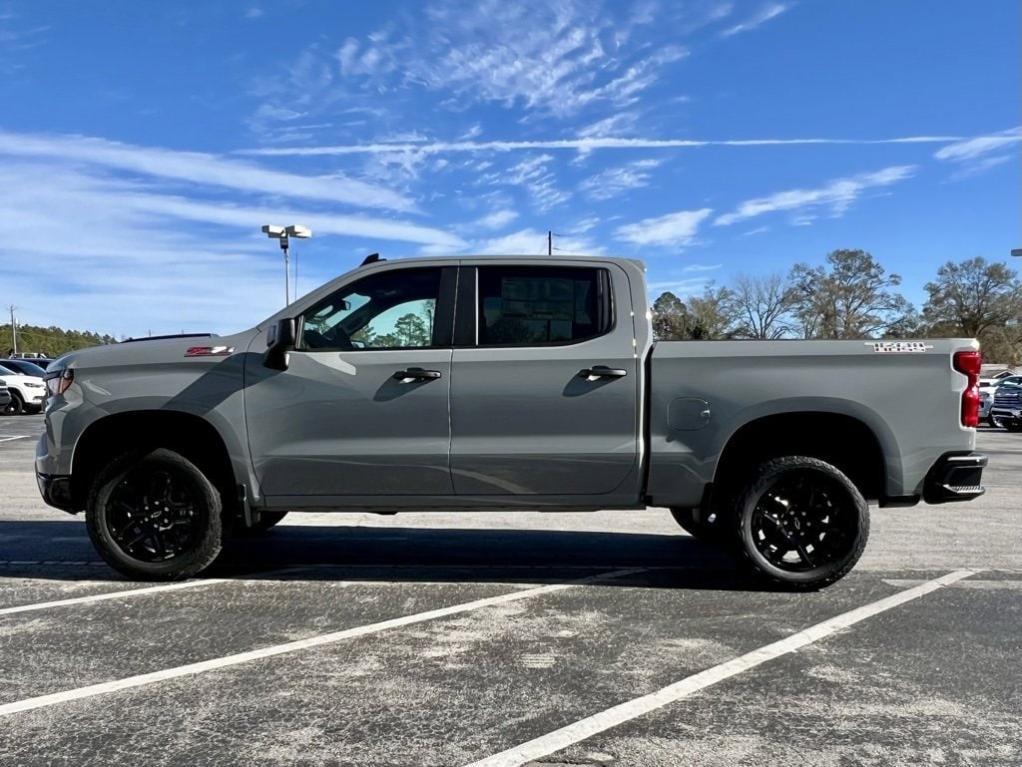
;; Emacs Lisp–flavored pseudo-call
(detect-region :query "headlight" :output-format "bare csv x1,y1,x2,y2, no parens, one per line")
45,369,74,396
25,381,45,388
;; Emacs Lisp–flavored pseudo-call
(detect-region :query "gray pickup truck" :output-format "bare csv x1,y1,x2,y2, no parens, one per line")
36,255,987,588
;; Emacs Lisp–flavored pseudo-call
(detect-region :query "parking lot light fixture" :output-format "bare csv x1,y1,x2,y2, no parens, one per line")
1011,248,1021,258
262,224,312,306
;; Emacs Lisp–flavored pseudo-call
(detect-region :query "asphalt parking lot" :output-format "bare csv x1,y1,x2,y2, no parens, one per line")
0,414,1019,766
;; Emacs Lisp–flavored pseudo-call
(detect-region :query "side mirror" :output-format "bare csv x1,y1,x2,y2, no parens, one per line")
263,318,296,371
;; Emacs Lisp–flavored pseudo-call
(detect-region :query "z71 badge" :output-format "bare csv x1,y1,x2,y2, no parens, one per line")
867,341,934,353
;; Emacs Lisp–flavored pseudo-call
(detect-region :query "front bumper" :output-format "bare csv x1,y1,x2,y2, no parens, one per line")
991,407,1021,424
36,472,77,514
922,452,987,504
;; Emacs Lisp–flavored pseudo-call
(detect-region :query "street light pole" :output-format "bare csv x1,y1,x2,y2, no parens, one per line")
262,225,311,306
281,234,291,306
8,305,16,356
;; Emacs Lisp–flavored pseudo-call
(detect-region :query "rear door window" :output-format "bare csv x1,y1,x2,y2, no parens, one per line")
476,266,612,346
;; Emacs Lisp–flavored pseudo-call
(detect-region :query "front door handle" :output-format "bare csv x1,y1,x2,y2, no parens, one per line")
393,367,442,382
578,365,628,379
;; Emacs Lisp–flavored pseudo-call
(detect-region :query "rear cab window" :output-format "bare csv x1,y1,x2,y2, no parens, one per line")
476,266,613,347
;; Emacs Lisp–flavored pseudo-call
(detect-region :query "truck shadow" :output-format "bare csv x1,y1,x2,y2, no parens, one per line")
0,520,775,591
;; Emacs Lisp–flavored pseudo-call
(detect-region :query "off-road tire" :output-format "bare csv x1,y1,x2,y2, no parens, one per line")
734,456,869,591
86,449,223,581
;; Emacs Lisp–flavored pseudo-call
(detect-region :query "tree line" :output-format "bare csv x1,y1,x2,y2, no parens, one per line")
0,324,120,358
652,250,1022,364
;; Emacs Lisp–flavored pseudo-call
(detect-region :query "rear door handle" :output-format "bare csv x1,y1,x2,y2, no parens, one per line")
578,365,628,379
393,367,442,382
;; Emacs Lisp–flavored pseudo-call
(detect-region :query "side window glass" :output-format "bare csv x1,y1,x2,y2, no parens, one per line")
301,268,441,351
477,266,610,346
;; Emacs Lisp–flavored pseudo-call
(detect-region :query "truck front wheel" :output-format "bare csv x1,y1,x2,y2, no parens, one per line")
86,449,223,581
734,456,869,590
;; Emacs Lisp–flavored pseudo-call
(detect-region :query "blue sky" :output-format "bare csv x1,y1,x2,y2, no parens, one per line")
0,0,1019,336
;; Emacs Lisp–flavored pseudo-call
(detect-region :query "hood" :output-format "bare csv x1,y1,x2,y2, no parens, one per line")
50,328,262,373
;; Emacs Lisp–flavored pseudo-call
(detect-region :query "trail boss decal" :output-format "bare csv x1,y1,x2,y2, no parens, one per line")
867,341,934,353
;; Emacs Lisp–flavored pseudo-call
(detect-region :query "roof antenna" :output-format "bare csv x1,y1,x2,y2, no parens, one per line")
361,252,384,266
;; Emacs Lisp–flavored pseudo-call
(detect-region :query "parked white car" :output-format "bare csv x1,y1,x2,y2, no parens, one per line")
0,363,47,415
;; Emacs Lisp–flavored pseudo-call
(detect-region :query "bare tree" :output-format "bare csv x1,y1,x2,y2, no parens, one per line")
731,273,795,339
789,249,914,339
922,257,1022,337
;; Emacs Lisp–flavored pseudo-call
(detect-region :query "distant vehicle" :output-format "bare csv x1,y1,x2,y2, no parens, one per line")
980,374,1022,399
980,369,1018,387
0,363,46,415
39,255,987,588
0,359,48,377
980,389,996,426
990,380,1022,432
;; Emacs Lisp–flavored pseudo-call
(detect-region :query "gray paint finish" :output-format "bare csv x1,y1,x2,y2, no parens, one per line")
36,255,979,516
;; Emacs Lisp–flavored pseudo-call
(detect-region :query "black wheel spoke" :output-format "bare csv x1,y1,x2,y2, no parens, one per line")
104,464,203,563
795,542,815,567
750,469,858,574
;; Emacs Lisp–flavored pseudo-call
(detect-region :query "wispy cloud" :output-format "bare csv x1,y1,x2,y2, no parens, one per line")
720,2,789,37
481,154,570,211
933,127,1021,178
473,227,602,256
242,134,963,157
390,0,685,117
473,209,519,230
0,160,463,335
615,208,713,247
683,263,723,272
579,159,661,200
714,165,915,226
0,130,415,212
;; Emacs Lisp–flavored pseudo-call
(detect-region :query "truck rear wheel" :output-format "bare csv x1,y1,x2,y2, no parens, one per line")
734,456,868,590
86,449,223,581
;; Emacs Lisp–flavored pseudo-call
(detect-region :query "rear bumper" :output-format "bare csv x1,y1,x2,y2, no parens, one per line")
922,452,987,504
36,472,77,514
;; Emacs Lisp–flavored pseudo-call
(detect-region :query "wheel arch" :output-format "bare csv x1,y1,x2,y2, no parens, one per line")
713,409,892,502
70,410,239,512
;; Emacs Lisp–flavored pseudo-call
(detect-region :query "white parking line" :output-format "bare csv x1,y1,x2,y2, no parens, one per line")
0,579,229,617
465,569,977,767
0,435,29,443
0,567,643,717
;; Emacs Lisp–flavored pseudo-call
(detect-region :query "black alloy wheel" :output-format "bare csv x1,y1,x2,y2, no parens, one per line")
736,456,869,590
86,449,223,580
105,466,205,562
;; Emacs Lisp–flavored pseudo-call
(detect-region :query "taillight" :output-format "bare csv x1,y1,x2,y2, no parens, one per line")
953,350,982,428
45,369,74,397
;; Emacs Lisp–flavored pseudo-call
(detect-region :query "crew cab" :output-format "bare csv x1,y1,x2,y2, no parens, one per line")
37,255,987,588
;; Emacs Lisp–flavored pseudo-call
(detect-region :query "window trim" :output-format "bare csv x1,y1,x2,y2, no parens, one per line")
458,264,616,349
294,265,457,353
